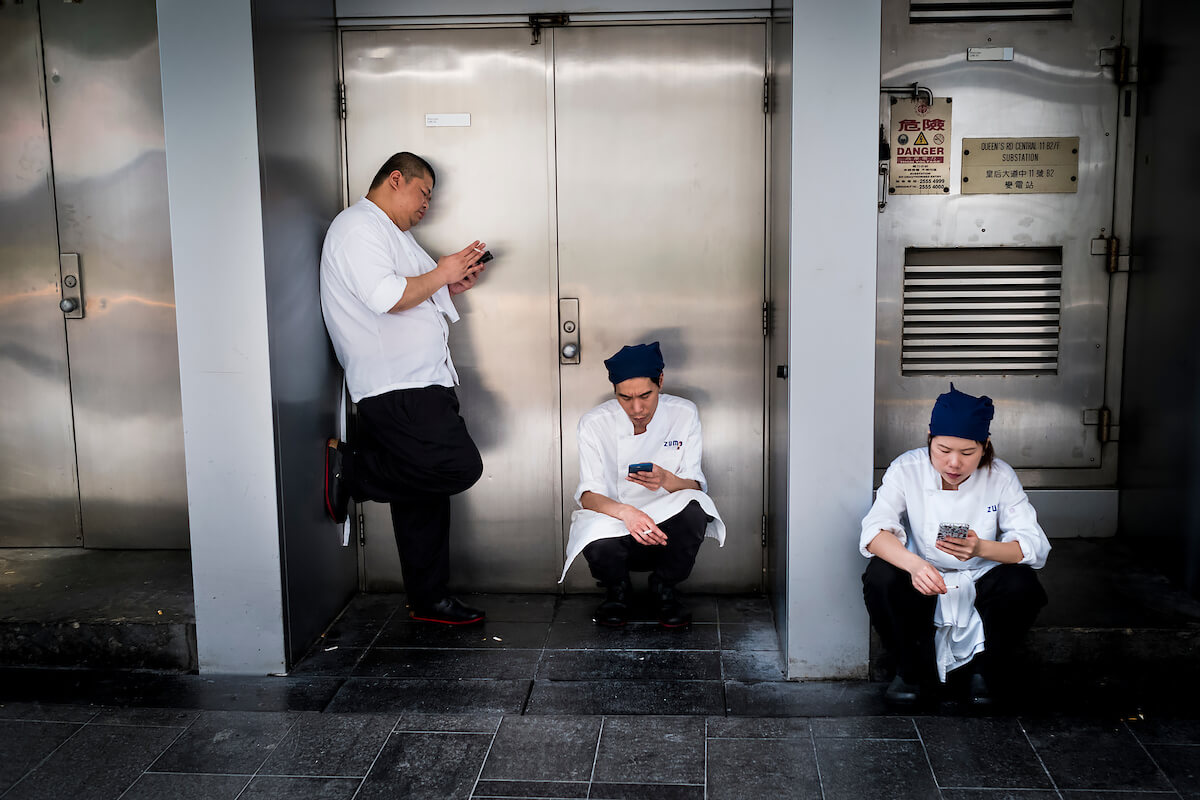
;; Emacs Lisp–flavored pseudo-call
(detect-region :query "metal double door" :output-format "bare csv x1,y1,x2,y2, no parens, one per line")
342,23,767,591
0,0,188,549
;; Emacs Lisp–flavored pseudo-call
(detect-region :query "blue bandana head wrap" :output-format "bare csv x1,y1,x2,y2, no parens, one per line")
929,383,994,443
604,342,665,385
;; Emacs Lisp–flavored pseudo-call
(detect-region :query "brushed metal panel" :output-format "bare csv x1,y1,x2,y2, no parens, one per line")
875,0,1123,472
343,27,562,591
0,3,81,547
554,24,767,591
40,0,189,547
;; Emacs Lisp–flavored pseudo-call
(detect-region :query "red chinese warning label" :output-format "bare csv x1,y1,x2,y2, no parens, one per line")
889,97,952,195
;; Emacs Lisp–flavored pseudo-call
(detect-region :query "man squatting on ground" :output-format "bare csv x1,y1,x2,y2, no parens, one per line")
320,151,491,626
560,342,726,628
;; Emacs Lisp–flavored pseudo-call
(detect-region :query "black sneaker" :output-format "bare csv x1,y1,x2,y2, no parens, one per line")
410,597,486,625
884,674,922,706
650,576,692,629
323,438,350,523
593,580,632,627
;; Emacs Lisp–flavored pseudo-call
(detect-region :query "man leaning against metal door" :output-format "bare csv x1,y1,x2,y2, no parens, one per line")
320,151,492,625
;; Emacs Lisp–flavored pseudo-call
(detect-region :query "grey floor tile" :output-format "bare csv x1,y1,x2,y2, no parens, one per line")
1131,718,1200,745
150,710,296,774
707,737,820,799
481,716,602,782
716,595,775,624
458,593,559,623
705,717,811,739
593,716,705,785
720,650,785,681
355,648,541,679
918,717,1053,790
256,711,396,777
0,720,81,793
814,737,941,800
588,783,703,800
288,646,365,677
88,707,200,727
0,702,96,723
355,731,492,800
318,616,389,649
375,620,551,649
119,772,251,800
724,680,889,717
537,649,721,681
1022,717,1175,792
339,593,404,621
811,716,918,739
526,680,723,716
325,678,530,714
3,723,180,800
942,792,1058,799
1145,743,1200,796
395,713,503,733
1060,794,1189,799
472,777,590,797
545,622,719,650
718,622,780,651
239,775,362,799
553,595,718,625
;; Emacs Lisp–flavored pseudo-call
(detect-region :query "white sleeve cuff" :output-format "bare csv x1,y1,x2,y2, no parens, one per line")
367,274,406,314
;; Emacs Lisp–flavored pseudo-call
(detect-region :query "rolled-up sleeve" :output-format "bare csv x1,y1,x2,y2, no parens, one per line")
574,418,613,506
859,462,910,557
339,230,408,314
997,470,1051,568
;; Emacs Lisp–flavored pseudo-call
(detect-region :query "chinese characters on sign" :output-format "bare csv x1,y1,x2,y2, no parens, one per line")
889,97,952,195
961,137,1079,194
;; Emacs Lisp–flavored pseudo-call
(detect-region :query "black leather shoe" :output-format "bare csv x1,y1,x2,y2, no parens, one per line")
968,672,994,706
593,580,632,627
650,576,692,629
884,674,922,706
324,438,350,523
410,596,485,625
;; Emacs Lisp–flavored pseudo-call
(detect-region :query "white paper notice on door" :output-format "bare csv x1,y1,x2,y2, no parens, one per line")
425,113,471,127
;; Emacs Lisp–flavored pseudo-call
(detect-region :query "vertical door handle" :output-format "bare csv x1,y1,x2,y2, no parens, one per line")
59,253,84,319
559,298,580,364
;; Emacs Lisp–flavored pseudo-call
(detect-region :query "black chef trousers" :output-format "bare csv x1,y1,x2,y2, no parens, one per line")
862,556,1047,684
344,385,483,608
583,500,709,587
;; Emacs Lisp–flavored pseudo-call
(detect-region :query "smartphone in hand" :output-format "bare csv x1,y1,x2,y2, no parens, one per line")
937,522,970,541
628,462,653,474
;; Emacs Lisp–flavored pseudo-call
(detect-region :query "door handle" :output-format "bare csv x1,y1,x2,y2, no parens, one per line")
59,253,84,319
559,298,580,365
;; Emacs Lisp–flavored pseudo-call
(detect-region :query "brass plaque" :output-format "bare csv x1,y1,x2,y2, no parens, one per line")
889,97,953,195
961,136,1079,194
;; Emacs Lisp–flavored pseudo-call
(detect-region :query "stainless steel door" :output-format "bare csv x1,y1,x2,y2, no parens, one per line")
554,24,767,591
875,0,1124,478
0,2,81,546
343,28,564,590
343,23,766,592
40,0,189,547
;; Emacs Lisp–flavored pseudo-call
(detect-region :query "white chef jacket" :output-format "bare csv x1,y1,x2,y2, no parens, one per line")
320,197,460,402
560,394,726,582
859,447,1051,680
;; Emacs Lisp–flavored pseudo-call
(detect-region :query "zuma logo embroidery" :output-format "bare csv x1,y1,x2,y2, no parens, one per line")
986,504,999,513
664,440,683,450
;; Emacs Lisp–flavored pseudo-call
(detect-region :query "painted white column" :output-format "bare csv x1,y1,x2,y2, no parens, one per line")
785,0,881,678
157,0,286,673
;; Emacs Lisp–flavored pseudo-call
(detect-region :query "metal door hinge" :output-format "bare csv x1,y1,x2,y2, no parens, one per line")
1083,407,1118,443
1090,235,1122,273
529,13,568,45
762,301,769,337
763,77,770,114
1100,45,1131,85
761,514,767,549
338,82,347,120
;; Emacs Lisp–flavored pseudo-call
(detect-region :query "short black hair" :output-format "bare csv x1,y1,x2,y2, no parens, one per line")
369,152,435,190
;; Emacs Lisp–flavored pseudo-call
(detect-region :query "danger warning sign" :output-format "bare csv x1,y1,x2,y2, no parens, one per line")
889,97,952,195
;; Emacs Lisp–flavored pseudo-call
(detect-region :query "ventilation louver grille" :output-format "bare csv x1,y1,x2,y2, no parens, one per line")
909,1,1073,24
902,247,1062,375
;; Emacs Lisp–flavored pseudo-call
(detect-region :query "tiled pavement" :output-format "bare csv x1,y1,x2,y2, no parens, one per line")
1,592,1199,799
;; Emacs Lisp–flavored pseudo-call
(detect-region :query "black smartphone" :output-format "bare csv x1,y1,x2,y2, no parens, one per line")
478,250,493,264
628,462,653,474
